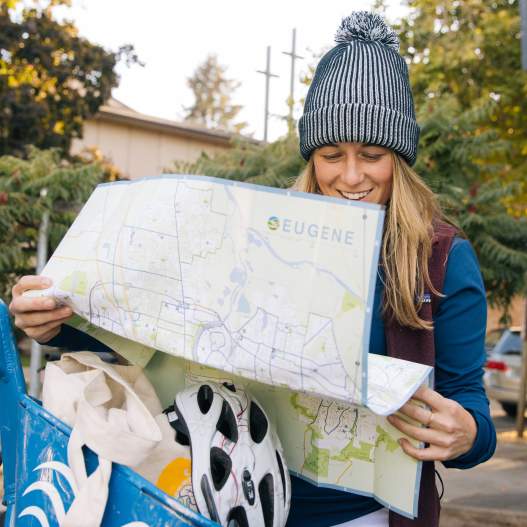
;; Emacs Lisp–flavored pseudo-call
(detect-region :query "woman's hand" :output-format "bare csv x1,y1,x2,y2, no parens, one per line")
9,275,73,343
387,385,477,462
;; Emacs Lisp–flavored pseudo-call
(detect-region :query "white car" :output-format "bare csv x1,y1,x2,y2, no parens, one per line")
484,327,525,417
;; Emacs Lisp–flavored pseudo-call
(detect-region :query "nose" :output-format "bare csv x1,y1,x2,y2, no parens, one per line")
340,158,365,186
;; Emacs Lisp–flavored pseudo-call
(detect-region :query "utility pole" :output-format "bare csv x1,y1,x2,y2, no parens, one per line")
516,1,527,437
29,188,49,398
282,28,304,134
257,46,279,142
516,291,527,437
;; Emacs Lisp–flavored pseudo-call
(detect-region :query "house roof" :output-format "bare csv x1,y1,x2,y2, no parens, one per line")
93,98,258,147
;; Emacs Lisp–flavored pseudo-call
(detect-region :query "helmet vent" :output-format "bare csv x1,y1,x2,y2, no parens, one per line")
223,382,236,392
200,474,220,522
249,402,268,444
210,446,232,491
217,400,239,443
166,404,191,446
258,474,275,527
276,451,287,504
197,384,214,414
226,506,249,527
175,428,190,446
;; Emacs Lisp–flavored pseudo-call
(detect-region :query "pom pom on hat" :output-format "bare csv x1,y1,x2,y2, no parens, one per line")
335,11,399,51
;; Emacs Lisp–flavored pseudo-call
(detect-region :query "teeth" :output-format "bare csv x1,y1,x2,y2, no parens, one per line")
340,190,371,200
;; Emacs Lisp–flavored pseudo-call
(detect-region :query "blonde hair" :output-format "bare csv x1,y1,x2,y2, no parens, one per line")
294,152,444,330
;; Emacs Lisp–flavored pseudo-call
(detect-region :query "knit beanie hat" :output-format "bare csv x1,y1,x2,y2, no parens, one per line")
298,11,419,165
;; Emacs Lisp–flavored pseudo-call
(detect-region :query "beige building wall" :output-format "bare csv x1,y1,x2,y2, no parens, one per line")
71,100,244,180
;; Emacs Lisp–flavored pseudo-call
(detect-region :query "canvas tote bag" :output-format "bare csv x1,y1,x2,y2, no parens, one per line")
42,351,190,527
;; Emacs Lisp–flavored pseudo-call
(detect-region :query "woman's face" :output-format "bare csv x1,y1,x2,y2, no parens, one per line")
312,142,393,205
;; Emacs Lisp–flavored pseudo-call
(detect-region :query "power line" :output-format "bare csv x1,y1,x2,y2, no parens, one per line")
256,46,279,142
282,28,304,133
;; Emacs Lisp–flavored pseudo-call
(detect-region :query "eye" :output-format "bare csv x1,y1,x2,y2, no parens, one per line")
360,152,383,161
322,153,342,161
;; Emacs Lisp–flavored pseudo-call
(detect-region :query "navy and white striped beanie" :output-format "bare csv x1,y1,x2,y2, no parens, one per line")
299,11,420,165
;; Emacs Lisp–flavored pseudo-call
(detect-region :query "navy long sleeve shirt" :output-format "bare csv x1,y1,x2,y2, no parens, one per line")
46,237,496,526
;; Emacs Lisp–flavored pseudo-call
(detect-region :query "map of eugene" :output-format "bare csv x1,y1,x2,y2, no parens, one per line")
41,175,385,407
28,175,434,517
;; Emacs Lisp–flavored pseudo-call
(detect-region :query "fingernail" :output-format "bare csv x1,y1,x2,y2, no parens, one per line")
42,277,52,286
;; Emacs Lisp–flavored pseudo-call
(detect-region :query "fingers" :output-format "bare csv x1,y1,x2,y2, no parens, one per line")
14,306,72,329
389,389,479,462
409,385,445,411
12,275,52,297
387,415,451,447
399,439,450,462
26,318,66,343
10,294,57,315
396,399,432,426
10,275,57,317
22,312,71,343
396,390,462,434
9,275,69,344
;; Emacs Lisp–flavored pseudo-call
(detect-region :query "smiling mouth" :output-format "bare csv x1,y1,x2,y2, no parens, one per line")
338,189,373,201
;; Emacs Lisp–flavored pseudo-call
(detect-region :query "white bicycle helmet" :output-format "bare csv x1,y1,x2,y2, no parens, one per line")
164,381,291,527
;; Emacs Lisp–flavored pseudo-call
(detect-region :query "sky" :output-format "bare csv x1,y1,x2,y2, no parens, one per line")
59,0,409,142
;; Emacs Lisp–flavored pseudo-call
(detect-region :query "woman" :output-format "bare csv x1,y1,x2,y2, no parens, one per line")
9,11,495,527
286,11,496,527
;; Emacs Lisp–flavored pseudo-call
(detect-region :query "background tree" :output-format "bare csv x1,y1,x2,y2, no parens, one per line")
184,53,247,133
0,0,139,157
169,132,304,189
0,0,133,301
0,147,105,300
396,0,527,215
415,95,527,315
395,0,527,318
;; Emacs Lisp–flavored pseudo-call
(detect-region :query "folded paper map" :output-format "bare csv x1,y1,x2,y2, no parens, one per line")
30,175,433,518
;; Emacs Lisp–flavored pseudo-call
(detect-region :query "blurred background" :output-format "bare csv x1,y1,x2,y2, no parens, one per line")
0,0,526,525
